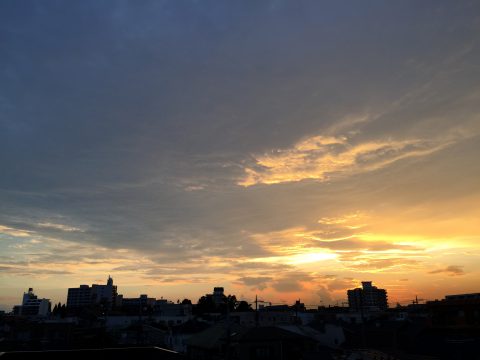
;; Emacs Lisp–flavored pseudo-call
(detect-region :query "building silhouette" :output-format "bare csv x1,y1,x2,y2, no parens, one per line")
212,287,225,306
347,281,388,312
13,288,51,317
67,276,118,309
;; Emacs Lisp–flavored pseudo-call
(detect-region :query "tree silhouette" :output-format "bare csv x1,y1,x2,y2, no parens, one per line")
235,300,253,312
196,295,217,314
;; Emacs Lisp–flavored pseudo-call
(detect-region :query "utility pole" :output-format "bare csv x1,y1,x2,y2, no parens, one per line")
255,295,258,327
225,296,232,360
295,299,299,324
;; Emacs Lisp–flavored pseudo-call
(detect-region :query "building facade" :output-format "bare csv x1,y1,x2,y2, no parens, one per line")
67,276,118,309
14,288,51,317
212,287,225,306
347,281,388,312
67,285,93,308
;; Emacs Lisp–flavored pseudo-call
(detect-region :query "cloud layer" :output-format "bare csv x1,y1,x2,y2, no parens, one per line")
1,0,480,309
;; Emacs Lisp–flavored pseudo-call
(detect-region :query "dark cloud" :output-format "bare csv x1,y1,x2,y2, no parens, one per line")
271,279,303,293
236,276,273,290
357,258,419,270
271,272,314,293
145,276,212,284
0,266,73,276
429,265,465,276
327,278,356,292
312,239,423,252
317,286,333,304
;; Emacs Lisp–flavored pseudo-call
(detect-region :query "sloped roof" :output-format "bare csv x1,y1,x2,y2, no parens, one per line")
276,324,324,339
186,323,246,349
0,347,183,359
238,326,313,342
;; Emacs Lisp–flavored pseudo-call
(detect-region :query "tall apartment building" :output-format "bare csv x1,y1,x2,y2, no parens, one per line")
347,281,388,312
213,287,225,306
67,276,118,309
67,284,93,308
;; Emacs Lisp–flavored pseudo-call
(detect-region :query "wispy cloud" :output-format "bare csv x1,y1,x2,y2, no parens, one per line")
0,225,32,237
429,265,465,276
37,222,84,232
239,133,459,186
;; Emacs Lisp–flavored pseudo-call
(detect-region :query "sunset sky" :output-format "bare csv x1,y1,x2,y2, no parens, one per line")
1,1,480,310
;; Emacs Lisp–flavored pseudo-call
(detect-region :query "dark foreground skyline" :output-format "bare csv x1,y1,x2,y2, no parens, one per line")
2,278,479,359
4,276,476,314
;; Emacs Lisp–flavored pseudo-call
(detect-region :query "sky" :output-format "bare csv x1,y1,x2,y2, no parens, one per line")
1,0,480,311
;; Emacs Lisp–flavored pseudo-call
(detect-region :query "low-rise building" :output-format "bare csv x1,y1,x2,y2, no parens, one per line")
155,299,192,317
120,294,156,314
427,293,480,327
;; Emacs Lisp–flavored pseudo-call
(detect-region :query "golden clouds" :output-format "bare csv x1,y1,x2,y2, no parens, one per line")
248,225,426,273
240,194,480,303
37,222,84,232
245,206,474,278
0,225,33,237
0,223,147,283
238,133,458,186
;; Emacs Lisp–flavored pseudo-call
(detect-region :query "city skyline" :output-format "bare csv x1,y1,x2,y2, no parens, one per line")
1,1,480,311
7,276,468,313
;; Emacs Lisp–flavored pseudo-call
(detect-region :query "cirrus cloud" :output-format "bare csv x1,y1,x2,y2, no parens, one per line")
239,133,460,186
